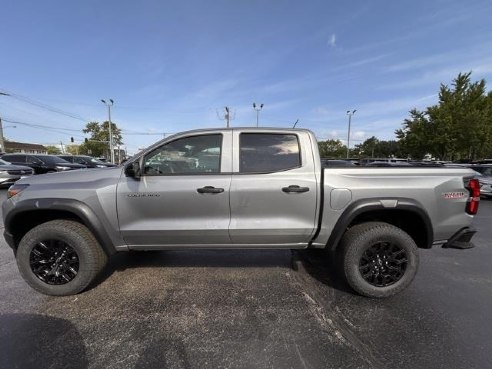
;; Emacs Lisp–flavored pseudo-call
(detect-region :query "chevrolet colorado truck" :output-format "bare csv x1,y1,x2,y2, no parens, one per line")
2,128,479,297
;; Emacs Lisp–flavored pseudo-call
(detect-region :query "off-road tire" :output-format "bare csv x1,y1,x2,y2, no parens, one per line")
341,222,419,298
16,220,108,296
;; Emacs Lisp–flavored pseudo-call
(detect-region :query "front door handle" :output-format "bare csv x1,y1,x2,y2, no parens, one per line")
197,186,225,194
282,185,310,193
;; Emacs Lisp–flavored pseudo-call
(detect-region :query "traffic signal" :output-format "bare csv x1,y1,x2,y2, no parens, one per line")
71,137,74,143
85,138,88,143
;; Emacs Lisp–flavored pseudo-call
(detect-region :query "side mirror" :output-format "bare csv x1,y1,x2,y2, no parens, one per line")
125,161,141,179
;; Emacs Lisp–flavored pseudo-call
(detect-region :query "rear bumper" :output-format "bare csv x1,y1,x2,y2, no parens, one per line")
442,227,476,249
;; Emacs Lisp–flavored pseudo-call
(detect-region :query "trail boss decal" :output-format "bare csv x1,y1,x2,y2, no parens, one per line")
443,191,466,199
127,193,161,198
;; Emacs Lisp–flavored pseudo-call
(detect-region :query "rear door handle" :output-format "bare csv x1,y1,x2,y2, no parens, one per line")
282,185,310,193
197,186,224,194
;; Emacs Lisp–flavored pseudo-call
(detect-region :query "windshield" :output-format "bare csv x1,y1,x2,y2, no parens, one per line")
87,157,105,164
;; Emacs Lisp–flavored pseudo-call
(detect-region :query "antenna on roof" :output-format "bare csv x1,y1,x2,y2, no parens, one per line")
293,119,299,128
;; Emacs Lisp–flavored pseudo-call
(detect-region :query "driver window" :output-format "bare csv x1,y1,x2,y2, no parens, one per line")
143,134,222,175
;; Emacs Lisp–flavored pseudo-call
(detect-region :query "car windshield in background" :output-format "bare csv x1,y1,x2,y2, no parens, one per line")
0,159,11,165
36,156,71,164
88,157,106,164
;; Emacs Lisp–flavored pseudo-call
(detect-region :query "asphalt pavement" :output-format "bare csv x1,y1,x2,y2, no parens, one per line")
0,190,491,369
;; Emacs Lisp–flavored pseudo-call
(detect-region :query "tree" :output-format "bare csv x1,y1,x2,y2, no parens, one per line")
79,121,123,158
396,72,492,161
354,137,404,158
46,145,61,155
65,145,79,155
318,139,346,158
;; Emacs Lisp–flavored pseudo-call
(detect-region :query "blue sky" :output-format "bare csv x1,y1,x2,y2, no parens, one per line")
1,0,492,154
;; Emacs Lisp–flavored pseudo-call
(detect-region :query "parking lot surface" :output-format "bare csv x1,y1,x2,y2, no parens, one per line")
1,190,491,369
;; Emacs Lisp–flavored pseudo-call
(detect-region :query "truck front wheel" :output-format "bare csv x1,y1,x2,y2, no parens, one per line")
340,222,419,298
16,220,108,296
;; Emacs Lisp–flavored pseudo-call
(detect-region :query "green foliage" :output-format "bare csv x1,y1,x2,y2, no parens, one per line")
354,136,404,158
396,72,492,161
46,145,61,155
78,121,123,157
318,139,346,158
65,145,79,155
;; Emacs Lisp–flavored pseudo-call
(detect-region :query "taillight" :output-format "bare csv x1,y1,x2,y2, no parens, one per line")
466,178,480,215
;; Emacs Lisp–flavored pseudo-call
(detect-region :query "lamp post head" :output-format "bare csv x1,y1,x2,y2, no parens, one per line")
253,103,256,109
260,104,264,109
0,92,11,97
101,99,106,104
109,99,114,105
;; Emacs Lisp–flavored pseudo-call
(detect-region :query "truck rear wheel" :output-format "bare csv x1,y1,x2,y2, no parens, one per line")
16,220,108,296
340,222,419,298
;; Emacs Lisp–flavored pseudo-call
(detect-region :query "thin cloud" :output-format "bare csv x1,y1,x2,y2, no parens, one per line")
385,53,450,73
328,34,336,48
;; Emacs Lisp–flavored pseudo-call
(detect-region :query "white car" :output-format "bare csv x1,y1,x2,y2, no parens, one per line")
0,158,33,187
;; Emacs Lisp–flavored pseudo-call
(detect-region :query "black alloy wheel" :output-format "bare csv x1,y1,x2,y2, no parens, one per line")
341,222,419,298
17,220,108,295
30,240,80,285
358,242,408,287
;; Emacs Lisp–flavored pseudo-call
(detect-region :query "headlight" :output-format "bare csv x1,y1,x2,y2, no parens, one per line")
55,166,71,171
96,165,106,168
7,184,29,198
0,170,6,174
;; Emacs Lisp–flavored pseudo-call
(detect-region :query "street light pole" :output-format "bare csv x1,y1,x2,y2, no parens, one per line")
101,99,115,164
346,109,356,159
253,103,264,127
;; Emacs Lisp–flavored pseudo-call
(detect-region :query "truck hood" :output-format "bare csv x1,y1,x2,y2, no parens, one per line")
15,166,123,186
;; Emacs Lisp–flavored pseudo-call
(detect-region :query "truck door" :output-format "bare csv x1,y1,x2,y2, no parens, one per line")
229,131,318,246
116,131,233,247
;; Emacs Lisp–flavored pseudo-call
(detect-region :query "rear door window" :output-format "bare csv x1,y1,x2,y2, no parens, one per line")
4,155,26,163
239,133,301,173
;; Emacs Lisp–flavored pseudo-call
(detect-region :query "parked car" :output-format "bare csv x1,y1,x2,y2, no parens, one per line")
59,155,117,168
1,154,85,174
0,158,33,187
2,127,478,298
465,164,492,198
321,159,357,167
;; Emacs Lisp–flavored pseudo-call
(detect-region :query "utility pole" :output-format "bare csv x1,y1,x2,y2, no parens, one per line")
0,118,5,154
253,103,264,127
346,109,357,159
217,106,235,127
0,92,11,153
101,99,115,164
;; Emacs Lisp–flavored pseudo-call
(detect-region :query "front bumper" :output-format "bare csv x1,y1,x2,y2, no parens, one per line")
480,182,492,197
3,230,15,250
442,227,476,249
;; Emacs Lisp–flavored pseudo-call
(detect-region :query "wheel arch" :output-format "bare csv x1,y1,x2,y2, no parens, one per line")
327,198,433,252
4,199,117,257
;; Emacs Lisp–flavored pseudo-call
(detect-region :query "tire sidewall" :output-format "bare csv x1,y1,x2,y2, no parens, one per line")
16,222,95,296
344,224,419,298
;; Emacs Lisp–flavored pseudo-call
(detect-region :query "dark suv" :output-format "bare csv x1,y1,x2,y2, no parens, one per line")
2,154,85,174
59,155,117,168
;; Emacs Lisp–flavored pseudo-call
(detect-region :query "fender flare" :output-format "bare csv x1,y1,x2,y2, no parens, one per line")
326,197,433,251
4,198,117,256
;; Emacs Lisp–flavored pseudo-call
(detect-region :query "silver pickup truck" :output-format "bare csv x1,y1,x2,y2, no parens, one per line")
2,128,480,298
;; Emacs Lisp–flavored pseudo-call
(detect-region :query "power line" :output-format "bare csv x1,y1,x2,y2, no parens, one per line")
1,118,86,139
2,118,83,132
0,90,89,122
